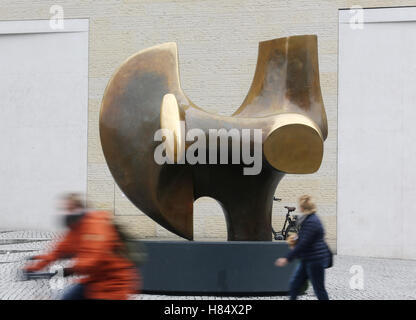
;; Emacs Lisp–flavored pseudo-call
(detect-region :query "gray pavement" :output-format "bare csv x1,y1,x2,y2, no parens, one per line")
1,230,415,300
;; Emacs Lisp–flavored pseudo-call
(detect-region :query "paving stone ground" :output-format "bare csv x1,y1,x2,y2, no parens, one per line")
1,230,415,300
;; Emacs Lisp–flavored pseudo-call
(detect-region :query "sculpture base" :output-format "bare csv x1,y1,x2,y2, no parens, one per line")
136,241,298,295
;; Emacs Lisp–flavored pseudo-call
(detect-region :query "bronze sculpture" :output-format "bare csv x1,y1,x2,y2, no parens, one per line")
100,35,327,241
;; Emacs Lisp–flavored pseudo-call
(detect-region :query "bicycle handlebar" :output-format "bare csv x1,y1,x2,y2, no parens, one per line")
21,270,58,281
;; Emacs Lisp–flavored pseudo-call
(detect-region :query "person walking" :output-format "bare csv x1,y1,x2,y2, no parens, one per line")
275,195,332,300
24,193,140,300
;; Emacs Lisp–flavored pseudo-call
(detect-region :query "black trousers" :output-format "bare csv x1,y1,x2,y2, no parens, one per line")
289,257,329,300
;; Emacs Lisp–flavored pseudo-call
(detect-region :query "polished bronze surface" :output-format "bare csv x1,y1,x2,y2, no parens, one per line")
100,35,327,241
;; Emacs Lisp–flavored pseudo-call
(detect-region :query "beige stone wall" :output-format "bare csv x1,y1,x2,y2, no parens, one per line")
3,0,416,251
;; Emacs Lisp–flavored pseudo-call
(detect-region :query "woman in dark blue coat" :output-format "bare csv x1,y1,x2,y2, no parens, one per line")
275,195,331,300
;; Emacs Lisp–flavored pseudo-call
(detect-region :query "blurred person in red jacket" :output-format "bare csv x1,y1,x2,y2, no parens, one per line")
24,193,140,300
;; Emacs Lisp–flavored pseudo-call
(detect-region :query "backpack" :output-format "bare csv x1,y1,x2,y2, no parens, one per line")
113,222,148,267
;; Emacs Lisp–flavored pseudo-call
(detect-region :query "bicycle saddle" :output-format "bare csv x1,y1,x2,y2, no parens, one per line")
285,206,296,212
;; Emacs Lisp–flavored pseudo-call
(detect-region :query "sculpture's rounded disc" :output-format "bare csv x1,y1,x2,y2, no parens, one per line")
160,93,183,163
263,117,323,174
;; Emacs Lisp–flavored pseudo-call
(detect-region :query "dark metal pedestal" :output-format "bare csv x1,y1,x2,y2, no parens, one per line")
137,241,297,295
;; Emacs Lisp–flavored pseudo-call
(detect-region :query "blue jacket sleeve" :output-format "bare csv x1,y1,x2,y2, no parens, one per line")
285,219,317,262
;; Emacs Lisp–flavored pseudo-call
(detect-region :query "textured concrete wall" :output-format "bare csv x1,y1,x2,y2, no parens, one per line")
2,0,416,251
0,19,88,231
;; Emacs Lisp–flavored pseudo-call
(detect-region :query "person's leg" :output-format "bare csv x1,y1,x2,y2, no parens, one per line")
288,261,308,300
305,259,329,300
61,283,86,300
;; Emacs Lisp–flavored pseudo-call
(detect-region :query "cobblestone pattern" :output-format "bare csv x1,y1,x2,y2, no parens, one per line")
1,231,415,300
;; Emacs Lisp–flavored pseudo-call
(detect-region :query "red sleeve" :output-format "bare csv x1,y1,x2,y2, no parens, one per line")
25,232,73,272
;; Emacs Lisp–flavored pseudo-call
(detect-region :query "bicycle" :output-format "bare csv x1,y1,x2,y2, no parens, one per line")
271,197,300,241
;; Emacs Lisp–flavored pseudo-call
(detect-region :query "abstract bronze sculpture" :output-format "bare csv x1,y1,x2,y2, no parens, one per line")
100,35,327,241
